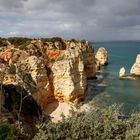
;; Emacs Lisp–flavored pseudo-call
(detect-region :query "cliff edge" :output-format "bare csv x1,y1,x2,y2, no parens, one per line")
0,38,96,112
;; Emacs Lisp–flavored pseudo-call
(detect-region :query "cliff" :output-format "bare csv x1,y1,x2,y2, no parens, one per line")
0,38,96,113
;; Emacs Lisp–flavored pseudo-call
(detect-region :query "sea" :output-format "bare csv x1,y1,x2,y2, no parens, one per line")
90,41,140,115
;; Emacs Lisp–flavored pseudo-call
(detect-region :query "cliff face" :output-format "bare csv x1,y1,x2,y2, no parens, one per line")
0,39,96,111
130,54,140,76
51,49,86,103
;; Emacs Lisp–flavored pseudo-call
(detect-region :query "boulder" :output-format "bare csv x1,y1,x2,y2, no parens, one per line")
130,54,140,76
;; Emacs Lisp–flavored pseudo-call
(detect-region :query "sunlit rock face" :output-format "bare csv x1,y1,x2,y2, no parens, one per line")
0,38,96,110
119,67,126,77
130,54,140,76
47,40,96,104
95,47,108,69
17,56,54,110
51,48,87,103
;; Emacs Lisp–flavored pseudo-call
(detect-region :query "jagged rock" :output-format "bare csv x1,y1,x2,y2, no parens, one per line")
0,47,28,64
0,38,96,111
130,54,140,76
119,67,135,80
51,48,87,103
0,47,13,63
26,40,47,57
95,47,108,68
54,41,66,50
16,56,54,110
119,67,126,77
66,41,96,78
82,42,96,78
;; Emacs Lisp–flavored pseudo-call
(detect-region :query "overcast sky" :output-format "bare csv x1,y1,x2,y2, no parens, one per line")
0,0,140,41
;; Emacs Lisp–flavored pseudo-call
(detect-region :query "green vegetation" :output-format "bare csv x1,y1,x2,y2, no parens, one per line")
33,104,140,140
81,39,86,44
8,37,31,50
41,37,64,43
0,124,17,140
1,104,139,140
7,37,31,46
0,37,31,49
0,37,87,50
0,38,7,47
70,38,80,43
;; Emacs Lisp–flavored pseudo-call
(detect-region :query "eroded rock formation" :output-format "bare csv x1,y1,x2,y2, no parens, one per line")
130,54,140,76
0,38,96,112
95,47,108,69
119,67,126,77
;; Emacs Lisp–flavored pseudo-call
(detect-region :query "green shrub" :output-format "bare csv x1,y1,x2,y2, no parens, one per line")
0,124,17,140
41,37,63,43
33,104,140,140
81,39,86,44
70,39,80,43
18,40,31,50
7,37,31,48
0,38,7,47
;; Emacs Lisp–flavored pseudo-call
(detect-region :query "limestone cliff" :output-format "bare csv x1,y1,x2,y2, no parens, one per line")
0,38,96,111
130,54,140,76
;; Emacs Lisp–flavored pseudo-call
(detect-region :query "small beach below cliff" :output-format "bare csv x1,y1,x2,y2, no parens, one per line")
91,41,140,114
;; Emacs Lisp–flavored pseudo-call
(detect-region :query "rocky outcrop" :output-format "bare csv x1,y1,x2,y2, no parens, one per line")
130,54,140,76
119,67,126,77
51,48,86,103
95,47,108,69
0,38,96,112
47,40,95,104
119,67,135,80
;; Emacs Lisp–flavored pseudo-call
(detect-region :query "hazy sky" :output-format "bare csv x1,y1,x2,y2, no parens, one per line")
0,0,140,41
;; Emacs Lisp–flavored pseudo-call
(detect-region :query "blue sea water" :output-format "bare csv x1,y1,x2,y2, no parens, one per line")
92,41,140,114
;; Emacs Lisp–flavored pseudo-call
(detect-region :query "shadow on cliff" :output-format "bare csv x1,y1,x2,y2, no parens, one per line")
45,100,59,114
0,84,45,122
84,71,109,103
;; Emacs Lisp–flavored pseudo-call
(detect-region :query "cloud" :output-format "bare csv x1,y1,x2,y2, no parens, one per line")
0,0,140,40
0,0,27,11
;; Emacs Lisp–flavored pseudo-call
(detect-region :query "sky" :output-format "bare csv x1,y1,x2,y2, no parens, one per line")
0,0,140,41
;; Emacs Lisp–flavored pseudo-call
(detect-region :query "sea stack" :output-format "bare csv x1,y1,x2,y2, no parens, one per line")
95,47,108,69
119,67,126,78
130,54,140,76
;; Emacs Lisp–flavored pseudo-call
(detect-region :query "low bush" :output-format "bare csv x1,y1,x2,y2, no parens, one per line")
33,104,140,140
41,37,63,43
0,38,7,47
7,37,31,49
0,124,17,140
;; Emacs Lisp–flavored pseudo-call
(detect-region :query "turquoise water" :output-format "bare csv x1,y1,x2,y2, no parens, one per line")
92,41,140,114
